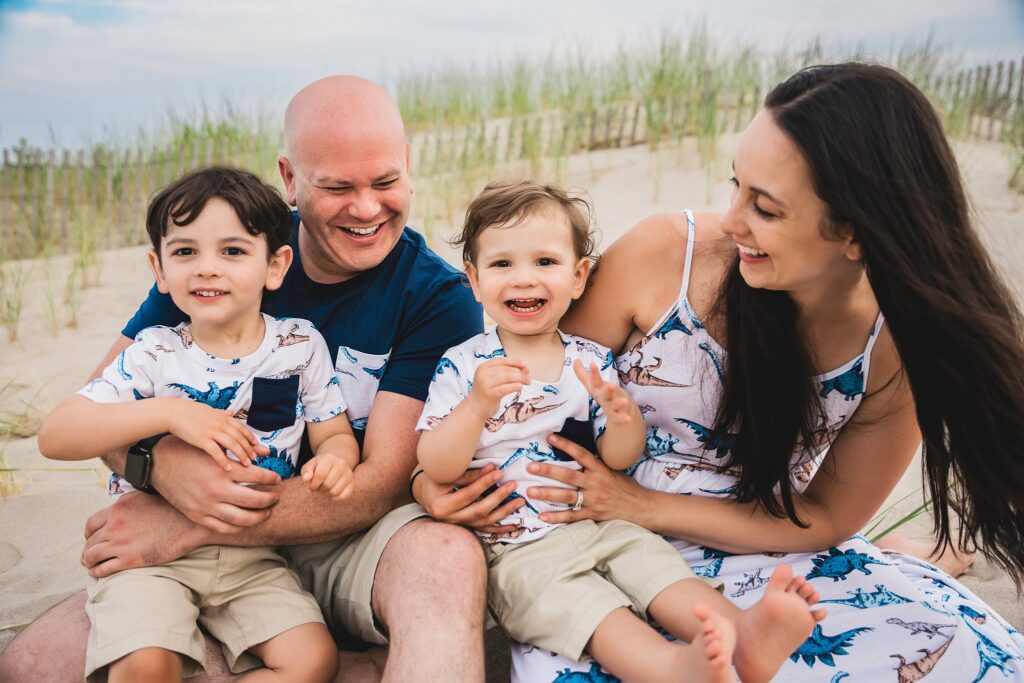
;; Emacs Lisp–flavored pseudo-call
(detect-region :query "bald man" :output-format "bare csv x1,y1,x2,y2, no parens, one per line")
0,77,489,682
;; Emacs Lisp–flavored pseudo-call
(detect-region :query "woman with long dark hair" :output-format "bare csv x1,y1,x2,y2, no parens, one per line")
421,63,1024,680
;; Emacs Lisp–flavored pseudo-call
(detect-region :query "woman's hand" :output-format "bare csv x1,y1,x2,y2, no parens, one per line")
527,434,651,525
414,464,527,534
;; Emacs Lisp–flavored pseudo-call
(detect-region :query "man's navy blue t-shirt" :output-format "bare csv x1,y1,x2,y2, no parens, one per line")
124,215,483,454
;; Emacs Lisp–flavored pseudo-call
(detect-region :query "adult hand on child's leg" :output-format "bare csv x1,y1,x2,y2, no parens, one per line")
82,491,205,577
415,464,526,534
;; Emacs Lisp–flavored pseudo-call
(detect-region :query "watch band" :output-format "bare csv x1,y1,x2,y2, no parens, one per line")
126,432,170,493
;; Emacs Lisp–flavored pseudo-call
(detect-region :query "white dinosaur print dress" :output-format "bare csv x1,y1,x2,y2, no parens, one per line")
417,329,614,545
511,211,1024,682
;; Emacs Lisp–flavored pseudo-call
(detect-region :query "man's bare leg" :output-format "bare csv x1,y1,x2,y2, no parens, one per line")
0,520,486,683
0,592,246,683
371,518,487,683
0,592,89,682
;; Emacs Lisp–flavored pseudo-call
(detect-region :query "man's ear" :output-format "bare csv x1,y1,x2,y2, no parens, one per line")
278,155,298,207
147,249,169,294
266,245,293,291
465,262,482,303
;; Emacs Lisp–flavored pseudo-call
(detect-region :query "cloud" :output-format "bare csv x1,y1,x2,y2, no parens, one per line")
1,0,1021,148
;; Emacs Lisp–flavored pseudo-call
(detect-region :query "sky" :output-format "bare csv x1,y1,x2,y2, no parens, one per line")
1,0,1022,149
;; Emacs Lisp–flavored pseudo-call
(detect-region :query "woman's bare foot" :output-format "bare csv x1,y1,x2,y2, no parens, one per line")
675,603,736,683
732,564,825,683
876,533,975,577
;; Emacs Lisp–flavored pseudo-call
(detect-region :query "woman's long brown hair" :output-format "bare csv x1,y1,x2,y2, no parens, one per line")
712,63,1024,585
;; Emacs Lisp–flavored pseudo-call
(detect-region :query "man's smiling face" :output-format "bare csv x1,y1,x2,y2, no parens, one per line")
286,134,411,283
278,76,413,283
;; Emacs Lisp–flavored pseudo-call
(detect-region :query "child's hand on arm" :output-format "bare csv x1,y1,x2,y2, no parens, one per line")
572,359,645,470
305,414,360,500
164,399,261,470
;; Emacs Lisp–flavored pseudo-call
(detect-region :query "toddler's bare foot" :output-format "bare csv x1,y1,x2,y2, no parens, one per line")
876,533,975,577
733,564,825,683
674,602,736,683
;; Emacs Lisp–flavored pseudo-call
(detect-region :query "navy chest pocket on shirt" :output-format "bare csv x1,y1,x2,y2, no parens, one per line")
551,417,598,461
247,375,300,432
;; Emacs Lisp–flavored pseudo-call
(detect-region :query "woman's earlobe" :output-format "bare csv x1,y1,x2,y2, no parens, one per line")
844,240,863,262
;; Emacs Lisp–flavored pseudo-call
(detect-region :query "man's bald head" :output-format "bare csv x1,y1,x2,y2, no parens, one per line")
277,76,413,283
284,75,406,166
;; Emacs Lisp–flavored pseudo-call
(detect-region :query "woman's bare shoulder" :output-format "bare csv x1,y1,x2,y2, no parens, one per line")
602,211,723,267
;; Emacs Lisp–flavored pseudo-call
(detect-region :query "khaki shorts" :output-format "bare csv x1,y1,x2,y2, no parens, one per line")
280,502,429,647
85,545,324,683
485,519,720,661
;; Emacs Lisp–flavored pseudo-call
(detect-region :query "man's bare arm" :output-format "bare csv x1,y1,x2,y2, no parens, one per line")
83,390,423,576
205,390,421,546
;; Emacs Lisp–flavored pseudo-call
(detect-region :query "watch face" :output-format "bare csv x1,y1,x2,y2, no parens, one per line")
125,450,151,488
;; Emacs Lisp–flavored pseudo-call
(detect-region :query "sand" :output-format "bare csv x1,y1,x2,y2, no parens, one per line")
2,134,1022,656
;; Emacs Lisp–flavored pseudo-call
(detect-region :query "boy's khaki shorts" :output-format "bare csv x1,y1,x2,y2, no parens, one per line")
280,502,430,647
85,545,324,682
484,519,721,661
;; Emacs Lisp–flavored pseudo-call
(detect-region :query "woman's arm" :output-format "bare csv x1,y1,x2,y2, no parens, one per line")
529,337,922,554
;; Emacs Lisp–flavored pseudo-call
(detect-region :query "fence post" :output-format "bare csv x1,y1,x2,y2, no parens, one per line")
602,106,613,149
999,61,1014,141
75,150,85,249
629,101,641,146
1016,56,1024,143
988,63,1003,140
1,149,8,256
60,149,70,246
134,146,145,241
14,149,25,254
970,66,987,138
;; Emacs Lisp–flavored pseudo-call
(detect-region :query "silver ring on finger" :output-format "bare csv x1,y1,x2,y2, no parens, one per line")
572,489,584,511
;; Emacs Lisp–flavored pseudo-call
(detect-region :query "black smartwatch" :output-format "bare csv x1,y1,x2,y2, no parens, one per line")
125,432,170,494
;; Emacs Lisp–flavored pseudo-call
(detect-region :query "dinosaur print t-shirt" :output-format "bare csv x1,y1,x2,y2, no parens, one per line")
417,329,617,545
122,218,484,458
81,314,346,497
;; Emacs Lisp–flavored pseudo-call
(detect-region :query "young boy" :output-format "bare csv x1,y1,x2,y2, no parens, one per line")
38,167,356,683
415,180,825,683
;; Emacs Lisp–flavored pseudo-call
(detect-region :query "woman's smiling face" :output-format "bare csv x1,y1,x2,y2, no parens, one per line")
719,109,862,296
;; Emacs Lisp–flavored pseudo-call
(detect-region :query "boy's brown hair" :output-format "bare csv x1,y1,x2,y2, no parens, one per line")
454,180,596,264
146,166,293,259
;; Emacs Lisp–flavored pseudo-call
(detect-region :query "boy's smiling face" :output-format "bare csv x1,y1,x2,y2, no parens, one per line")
466,206,590,338
148,196,292,331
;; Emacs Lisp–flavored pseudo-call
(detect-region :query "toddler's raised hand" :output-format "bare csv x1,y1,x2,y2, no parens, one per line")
166,399,260,470
573,359,638,425
301,453,355,499
467,357,530,421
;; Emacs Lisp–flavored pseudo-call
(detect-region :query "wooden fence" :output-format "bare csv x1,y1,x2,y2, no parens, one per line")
2,57,1021,259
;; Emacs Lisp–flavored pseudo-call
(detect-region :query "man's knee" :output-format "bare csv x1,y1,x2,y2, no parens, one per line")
374,519,486,616
0,591,89,683
391,518,485,576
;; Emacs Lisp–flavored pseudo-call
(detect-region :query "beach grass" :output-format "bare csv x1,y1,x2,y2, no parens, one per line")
2,25,1018,264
